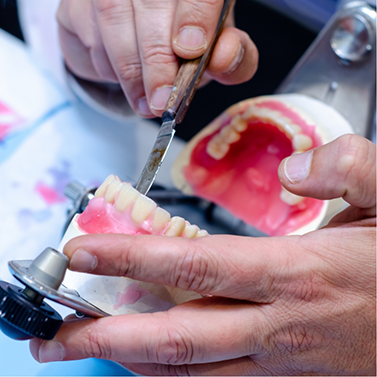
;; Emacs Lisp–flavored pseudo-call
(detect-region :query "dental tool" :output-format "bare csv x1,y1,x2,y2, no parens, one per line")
135,0,234,196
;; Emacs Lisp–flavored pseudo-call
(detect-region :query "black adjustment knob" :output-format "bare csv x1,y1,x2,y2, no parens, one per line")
0,281,63,340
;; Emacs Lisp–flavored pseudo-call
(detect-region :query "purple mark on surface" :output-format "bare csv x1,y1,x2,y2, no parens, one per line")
114,284,150,310
35,160,71,205
17,208,53,228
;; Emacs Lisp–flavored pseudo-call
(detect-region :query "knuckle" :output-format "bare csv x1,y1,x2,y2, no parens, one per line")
115,57,143,84
84,326,112,359
95,0,130,25
171,241,218,293
181,0,220,19
119,239,144,278
153,319,195,365
142,44,177,68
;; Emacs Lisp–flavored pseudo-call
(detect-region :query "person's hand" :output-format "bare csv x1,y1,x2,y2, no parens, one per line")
30,134,376,375
57,0,258,118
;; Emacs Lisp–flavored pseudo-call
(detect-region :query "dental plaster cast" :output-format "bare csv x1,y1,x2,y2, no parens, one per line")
58,175,206,316
172,93,354,236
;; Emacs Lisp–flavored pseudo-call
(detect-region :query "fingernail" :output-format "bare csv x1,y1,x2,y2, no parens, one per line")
137,97,153,116
38,341,65,363
175,27,206,50
284,151,313,184
69,249,97,272
151,86,172,111
224,43,244,74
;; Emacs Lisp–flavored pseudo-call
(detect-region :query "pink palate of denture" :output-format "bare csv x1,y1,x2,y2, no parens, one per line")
77,174,208,239
172,96,327,236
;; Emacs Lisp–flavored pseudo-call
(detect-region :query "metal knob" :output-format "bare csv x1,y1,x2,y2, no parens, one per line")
28,247,69,290
330,13,374,62
0,248,68,340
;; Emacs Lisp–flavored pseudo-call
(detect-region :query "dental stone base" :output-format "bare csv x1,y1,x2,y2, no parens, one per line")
58,216,202,316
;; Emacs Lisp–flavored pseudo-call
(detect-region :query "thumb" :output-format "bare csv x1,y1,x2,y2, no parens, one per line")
278,134,376,210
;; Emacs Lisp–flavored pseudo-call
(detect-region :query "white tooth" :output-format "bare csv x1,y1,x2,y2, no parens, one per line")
184,224,199,238
281,122,301,137
211,134,224,144
104,180,123,203
241,105,258,120
292,134,313,151
164,216,186,236
220,126,241,144
231,115,248,132
196,230,209,237
151,207,171,233
206,135,230,160
206,143,230,160
280,187,304,205
131,195,157,224
115,183,139,212
95,174,120,197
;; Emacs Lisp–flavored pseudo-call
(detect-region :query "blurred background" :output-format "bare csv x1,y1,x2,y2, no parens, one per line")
0,0,334,141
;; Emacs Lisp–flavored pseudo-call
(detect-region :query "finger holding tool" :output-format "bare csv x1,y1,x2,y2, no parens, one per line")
135,0,235,196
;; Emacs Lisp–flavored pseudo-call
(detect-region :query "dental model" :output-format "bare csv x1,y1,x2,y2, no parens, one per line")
59,175,206,316
172,93,353,236
75,174,208,238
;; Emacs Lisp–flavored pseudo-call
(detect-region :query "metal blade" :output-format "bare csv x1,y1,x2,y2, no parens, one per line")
135,119,176,195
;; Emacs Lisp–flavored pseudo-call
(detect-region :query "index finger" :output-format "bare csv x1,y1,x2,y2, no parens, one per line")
63,233,314,302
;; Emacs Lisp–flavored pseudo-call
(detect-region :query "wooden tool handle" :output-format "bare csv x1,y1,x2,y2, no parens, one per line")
163,0,234,124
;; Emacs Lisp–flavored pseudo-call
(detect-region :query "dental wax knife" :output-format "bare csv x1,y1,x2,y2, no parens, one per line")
135,0,234,195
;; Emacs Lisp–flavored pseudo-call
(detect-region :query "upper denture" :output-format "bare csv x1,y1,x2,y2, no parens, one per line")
171,95,327,236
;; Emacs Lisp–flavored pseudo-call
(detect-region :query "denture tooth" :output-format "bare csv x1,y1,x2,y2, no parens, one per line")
282,122,301,137
231,114,248,132
131,195,157,224
151,207,171,233
164,216,186,237
95,174,120,198
184,224,199,238
206,135,230,160
206,143,230,160
241,105,257,120
220,125,241,144
115,183,139,212
104,180,123,203
292,134,313,151
196,230,209,237
280,187,304,206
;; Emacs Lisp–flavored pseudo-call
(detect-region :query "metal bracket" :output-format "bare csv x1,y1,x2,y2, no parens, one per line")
276,1,376,140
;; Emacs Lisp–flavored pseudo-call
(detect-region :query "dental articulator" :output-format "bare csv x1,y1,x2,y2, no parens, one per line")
0,1,375,341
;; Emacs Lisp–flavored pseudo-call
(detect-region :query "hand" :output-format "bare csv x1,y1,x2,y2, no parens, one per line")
30,134,376,375
57,0,258,118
